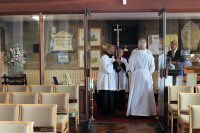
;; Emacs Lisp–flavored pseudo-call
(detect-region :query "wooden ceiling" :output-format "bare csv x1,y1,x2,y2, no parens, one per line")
0,0,200,14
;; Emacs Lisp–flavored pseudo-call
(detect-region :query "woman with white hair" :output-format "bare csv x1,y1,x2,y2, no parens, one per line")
126,38,156,116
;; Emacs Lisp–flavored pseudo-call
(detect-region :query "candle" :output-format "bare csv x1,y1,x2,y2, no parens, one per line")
91,78,94,89
90,78,92,89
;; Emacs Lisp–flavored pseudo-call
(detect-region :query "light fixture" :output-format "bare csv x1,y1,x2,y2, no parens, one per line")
123,0,127,5
124,45,128,51
31,15,46,21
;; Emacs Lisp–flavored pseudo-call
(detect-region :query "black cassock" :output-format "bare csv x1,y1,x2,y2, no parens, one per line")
96,58,119,114
116,61,127,111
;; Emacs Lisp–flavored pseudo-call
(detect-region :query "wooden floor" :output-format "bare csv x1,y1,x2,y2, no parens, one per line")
70,100,163,133
70,120,162,133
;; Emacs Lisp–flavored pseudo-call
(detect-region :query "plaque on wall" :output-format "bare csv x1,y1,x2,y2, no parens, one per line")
181,20,200,50
50,31,73,52
58,53,69,64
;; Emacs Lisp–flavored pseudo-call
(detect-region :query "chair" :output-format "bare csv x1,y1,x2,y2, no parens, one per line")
7,85,28,92
196,85,200,93
0,92,10,104
10,93,39,104
0,121,34,133
40,93,69,133
29,85,54,93
168,86,194,133
54,85,79,129
0,85,6,92
177,93,200,133
189,105,200,133
21,104,57,133
0,104,20,121
186,73,197,86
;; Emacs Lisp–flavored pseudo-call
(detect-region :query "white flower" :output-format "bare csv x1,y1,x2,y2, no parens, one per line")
5,46,28,65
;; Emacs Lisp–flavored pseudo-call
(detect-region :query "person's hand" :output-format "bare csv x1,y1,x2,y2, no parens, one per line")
121,58,127,63
110,57,116,63
116,58,121,64
117,66,121,71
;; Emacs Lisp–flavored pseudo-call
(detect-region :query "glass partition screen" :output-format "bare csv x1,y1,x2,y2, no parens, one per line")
43,14,84,85
0,15,40,84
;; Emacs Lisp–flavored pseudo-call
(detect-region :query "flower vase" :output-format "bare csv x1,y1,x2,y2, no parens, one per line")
8,64,24,76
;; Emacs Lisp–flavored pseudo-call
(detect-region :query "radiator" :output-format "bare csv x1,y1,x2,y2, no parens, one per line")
24,69,99,85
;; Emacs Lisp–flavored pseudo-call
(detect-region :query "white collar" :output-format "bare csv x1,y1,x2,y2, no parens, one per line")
172,48,178,53
137,49,147,54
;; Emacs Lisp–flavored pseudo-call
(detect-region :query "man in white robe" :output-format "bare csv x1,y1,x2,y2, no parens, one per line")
115,49,128,111
97,44,117,114
128,48,152,90
126,38,156,116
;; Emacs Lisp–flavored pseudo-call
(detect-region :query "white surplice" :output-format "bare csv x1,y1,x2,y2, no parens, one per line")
126,49,156,116
97,54,117,91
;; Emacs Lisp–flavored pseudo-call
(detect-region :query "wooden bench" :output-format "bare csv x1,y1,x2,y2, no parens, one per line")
1,74,27,85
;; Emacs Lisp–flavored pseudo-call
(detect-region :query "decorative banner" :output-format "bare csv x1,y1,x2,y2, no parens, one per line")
148,35,159,55
166,34,178,53
149,34,178,54
181,20,200,50
50,31,73,52
166,34,178,47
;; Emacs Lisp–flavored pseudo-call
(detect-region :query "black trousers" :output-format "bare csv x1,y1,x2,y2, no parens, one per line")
98,90,117,114
117,90,126,111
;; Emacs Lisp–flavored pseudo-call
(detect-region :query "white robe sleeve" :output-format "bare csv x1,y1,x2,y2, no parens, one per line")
101,57,114,74
126,55,136,73
149,55,155,74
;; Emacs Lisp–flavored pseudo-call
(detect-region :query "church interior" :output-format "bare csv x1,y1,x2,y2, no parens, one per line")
0,0,200,133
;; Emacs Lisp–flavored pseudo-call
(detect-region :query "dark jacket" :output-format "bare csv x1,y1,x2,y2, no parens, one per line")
167,49,181,62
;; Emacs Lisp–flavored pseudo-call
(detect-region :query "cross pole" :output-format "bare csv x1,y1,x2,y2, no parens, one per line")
114,24,123,49
114,24,123,108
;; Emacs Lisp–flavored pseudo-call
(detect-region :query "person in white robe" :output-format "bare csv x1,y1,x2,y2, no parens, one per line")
130,48,152,56
115,49,128,111
128,48,152,90
97,44,118,114
126,38,156,116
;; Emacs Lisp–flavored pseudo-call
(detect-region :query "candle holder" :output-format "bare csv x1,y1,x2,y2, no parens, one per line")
88,78,95,129
89,88,95,121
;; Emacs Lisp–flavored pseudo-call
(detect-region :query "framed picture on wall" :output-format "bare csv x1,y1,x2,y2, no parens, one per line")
0,27,5,52
90,49,101,68
78,28,101,47
78,49,101,68
78,50,84,68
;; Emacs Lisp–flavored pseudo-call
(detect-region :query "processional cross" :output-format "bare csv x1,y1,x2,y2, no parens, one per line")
114,24,123,93
114,24,123,48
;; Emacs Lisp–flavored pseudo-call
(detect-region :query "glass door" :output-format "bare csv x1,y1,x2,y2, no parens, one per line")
157,8,168,132
84,8,91,120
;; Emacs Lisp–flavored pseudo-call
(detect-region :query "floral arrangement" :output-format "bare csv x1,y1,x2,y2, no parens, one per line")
4,46,28,66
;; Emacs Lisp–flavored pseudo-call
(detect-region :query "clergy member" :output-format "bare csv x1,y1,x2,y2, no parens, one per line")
126,38,156,116
97,44,117,114
115,49,128,111
127,41,152,92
